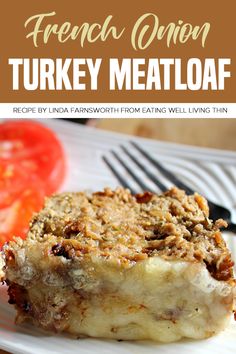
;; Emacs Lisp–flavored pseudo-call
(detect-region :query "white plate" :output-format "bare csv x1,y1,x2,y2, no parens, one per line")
0,119,235,354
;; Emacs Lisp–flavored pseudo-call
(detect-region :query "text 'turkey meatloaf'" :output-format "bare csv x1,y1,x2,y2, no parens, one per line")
0,187,235,342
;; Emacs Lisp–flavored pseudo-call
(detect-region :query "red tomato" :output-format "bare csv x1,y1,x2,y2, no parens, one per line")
0,121,66,247
0,120,66,194
0,162,45,247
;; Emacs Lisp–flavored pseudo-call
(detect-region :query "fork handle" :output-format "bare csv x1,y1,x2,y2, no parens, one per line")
226,222,236,234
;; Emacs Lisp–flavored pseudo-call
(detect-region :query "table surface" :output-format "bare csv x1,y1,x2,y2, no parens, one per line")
1,118,235,354
96,118,236,151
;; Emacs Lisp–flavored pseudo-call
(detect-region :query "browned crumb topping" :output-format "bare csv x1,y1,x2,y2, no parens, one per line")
23,187,234,282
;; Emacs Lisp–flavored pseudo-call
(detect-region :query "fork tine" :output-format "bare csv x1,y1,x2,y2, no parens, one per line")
102,156,136,194
131,141,194,195
120,145,166,192
111,150,154,193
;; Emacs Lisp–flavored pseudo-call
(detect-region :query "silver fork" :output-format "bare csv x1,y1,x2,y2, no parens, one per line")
102,141,236,233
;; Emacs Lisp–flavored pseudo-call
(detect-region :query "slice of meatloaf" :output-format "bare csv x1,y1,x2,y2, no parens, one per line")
0,187,235,342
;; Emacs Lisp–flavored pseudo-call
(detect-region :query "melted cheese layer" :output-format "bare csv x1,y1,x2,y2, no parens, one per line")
12,255,234,342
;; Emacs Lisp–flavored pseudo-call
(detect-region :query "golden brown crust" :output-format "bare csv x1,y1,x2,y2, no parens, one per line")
19,186,234,282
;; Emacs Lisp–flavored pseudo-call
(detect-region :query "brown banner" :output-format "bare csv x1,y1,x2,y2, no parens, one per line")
0,0,235,103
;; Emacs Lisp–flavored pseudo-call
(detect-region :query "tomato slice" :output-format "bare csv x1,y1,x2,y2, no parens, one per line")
0,162,45,247
0,120,66,247
0,120,66,194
